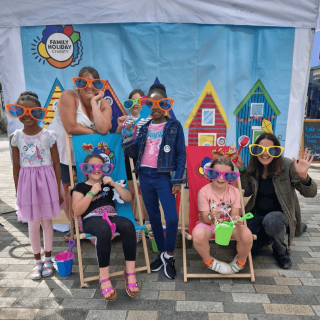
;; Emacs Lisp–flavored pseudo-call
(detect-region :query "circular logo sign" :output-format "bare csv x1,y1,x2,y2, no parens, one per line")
164,145,171,153
217,136,226,146
45,33,74,62
105,96,113,105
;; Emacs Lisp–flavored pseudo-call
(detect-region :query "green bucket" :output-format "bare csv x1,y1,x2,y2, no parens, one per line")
215,222,234,246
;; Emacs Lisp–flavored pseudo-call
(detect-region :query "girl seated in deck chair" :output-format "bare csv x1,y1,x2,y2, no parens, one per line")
192,157,253,274
71,154,139,301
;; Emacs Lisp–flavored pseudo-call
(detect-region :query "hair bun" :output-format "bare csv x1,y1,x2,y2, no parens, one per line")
19,91,39,99
149,83,166,93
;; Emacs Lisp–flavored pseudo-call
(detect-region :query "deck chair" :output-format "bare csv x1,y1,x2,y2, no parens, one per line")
66,133,151,287
181,146,255,282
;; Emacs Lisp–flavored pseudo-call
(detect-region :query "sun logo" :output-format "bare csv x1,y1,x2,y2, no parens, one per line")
195,157,212,179
32,25,83,69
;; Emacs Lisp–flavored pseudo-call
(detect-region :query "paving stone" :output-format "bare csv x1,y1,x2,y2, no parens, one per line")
5,287,52,298
223,302,265,314
107,299,175,311
5,264,34,272
299,278,320,286
254,269,279,277
277,270,314,278
85,310,127,320
37,279,75,289
0,297,16,307
268,294,318,305
302,257,320,263
232,293,270,303
158,310,208,320
142,281,175,291
219,284,255,293
308,252,320,257
0,271,29,279
186,291,232,302
59,298,106,309
176,280,221,292
0,279,38,288
273,277,301,286
253,277,276,285
208,314,248,320
127,311,158,320
0,265,8,271
159,290,186,300
312,305,320,316
0,258,32,265
263,303,315,316
34,309,89,320
254,284,291,294
297,263,320,271
248,315,300,320
0,307,39,319
49,288,96,298
176,301,223,312
0,287,9,296
12,297,62,308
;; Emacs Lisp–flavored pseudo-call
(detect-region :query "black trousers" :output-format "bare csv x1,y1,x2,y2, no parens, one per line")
83,216,136,268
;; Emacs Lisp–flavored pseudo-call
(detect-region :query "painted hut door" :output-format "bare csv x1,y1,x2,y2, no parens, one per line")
199,133,216,146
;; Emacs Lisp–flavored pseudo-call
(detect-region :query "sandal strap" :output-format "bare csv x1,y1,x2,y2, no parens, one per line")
43,261,53,267
99,278,110,284
124,270,136,278
32,262,43,271
126,282,139,290
100,286,114,295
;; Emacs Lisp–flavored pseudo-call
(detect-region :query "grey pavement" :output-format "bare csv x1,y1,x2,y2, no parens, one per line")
0,134,320,319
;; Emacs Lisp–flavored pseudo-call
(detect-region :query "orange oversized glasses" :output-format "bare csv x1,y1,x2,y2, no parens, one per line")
6,104,48,121
72,77,106,91
138,98,174,112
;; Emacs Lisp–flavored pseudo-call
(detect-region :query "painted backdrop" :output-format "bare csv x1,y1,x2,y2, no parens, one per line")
20,23,294,163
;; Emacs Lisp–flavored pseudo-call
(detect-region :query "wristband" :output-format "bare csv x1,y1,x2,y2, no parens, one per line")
88,191,95,198
208,212,214,221
239,166,246,172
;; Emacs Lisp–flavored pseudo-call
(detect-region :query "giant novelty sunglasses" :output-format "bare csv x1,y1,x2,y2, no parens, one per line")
79,163,114,175
249,144,284,158
204,168,240,183
138,98,174,111
6,104,48,121
122,98,141,110
72,77,106,91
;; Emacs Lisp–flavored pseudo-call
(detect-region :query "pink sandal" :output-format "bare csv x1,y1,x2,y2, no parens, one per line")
123,270,139,298
99,278,117,301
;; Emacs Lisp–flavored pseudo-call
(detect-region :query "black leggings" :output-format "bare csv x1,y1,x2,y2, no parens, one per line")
82,216,136,268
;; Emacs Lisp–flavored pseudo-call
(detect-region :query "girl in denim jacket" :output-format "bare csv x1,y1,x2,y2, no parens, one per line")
122,83,186,280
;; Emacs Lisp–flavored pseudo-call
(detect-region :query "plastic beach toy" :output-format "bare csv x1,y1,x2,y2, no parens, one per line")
54,240,76,277
214,212,253,246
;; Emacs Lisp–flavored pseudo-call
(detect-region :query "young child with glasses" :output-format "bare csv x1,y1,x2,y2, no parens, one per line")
192,158,253,274
71,154,139,301
8,91,64,280
122,83,186,280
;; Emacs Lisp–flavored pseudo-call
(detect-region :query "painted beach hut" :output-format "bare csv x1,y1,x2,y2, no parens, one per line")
233,79,281,166
103,80,127,133
43,78,64,128
184,80,229,146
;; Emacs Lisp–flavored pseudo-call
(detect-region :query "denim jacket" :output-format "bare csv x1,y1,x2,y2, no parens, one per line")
122,117,186,185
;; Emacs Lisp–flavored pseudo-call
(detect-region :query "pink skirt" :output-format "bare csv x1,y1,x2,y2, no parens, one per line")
17,164,64,222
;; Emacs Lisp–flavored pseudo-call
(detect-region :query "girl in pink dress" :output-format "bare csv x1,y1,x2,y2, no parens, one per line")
8,92,64,280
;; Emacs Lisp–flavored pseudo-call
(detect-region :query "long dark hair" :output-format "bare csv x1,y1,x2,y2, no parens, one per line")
247,133,282,178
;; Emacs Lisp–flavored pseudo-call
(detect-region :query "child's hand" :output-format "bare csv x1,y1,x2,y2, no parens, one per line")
58,192,64,206
117,115,128,127
172,185,181,194
103,176,114,187
210,207,222,220
125,121,137,135
91,183,101,195
232,215,243,227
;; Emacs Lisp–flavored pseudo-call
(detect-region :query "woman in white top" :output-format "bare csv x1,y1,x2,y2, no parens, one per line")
49,67,112,240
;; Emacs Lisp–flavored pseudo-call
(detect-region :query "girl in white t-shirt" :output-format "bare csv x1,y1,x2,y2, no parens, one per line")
193,158,253,274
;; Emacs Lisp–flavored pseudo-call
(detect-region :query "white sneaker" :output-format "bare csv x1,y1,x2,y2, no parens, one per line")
229,254,245,274
208,258,232,274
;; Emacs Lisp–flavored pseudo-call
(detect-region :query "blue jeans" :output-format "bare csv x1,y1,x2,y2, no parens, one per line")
139,167,178,253
247,211,289,256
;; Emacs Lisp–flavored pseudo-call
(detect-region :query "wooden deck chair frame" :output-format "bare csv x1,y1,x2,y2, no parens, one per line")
181,148,256,282
65,133,151,287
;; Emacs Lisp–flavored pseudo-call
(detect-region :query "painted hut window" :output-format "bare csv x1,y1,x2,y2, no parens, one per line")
250,103,264,117
202,109,215,126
